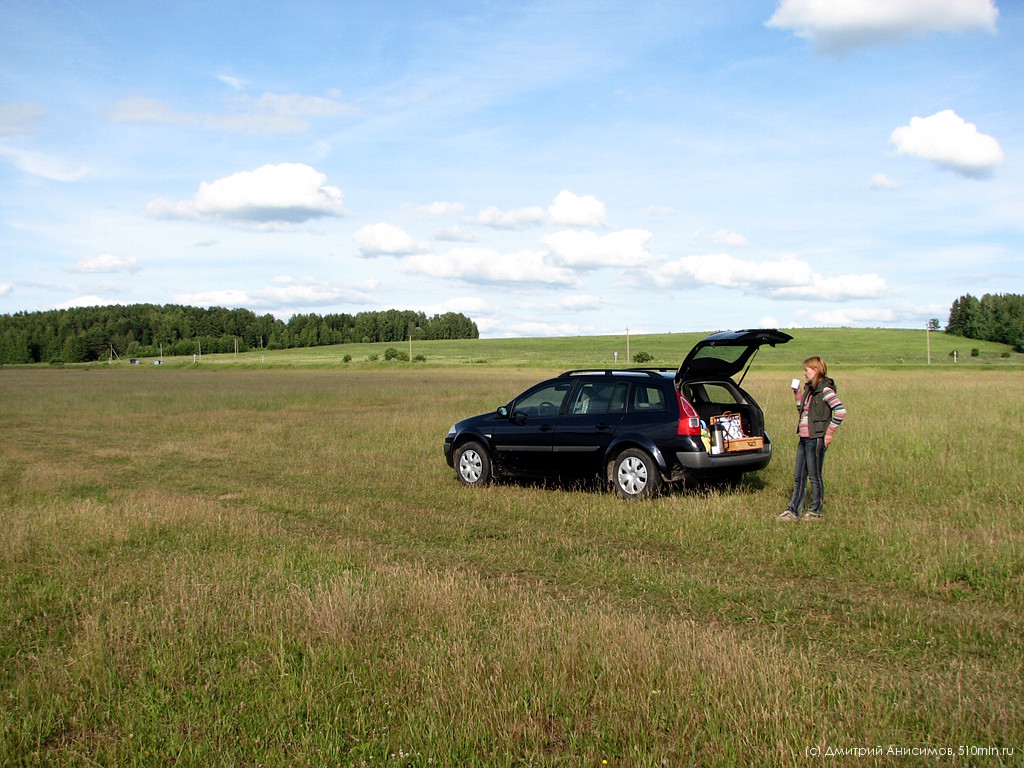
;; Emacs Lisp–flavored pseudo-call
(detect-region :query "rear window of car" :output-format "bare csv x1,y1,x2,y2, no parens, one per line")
629,384,669,413
682,382,740,406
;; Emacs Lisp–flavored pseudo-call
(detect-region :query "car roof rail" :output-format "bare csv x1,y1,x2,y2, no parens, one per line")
559,368,670,379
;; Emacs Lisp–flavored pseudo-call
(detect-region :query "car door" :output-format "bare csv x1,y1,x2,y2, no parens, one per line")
550,379,628,477
490,379,574,475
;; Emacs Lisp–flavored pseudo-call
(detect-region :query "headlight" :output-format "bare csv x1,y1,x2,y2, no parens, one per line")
446,424,456,437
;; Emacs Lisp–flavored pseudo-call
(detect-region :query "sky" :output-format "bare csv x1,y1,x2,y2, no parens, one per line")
1,0,1021,338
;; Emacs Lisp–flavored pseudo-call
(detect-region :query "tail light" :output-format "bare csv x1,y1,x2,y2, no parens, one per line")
677,392,701,436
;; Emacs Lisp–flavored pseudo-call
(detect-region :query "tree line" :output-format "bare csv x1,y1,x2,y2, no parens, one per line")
0,304,479,364
946,293,1024,352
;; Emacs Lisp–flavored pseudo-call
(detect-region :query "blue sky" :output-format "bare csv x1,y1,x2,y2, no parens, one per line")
1,0,1020,337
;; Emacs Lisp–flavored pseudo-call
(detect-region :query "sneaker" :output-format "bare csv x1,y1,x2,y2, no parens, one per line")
776,510,799,522
803,512,822,522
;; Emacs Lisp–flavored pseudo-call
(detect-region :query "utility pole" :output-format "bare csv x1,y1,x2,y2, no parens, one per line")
926,318,939,364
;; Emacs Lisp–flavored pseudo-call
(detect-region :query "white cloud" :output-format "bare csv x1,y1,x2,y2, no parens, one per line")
0,143,88,181
0,282,12,297
109,90,357,134
107,96,201,126
244,90,357,119
147,163,344,225
478,191,608,229
645,205,677,217
516,294,610,313
354,222,428,257
477,204,547,230
548,191,608,227
772,273,888,301
713,229,750,247
433,226,479,243
650,253,887,300
68,254,140,273
402,247,579,286
652,253,808,291
416,201,466,217
767,0,999,55
890,109,1004,178
559,294,608,311
869,173,901,191
176,276,375,310
505,321,596,338
416,296,490,316
218,74,246,90
542,229,653,268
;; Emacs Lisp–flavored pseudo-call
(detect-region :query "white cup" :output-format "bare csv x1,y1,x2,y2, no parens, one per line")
790,378,801,390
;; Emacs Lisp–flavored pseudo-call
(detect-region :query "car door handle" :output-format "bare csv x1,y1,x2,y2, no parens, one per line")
595,423,612,431
539,423,554,431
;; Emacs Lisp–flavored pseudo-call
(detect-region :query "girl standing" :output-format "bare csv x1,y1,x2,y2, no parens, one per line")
777,356,846,522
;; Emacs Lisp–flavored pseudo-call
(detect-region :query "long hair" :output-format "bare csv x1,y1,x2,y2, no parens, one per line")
803,356,827,383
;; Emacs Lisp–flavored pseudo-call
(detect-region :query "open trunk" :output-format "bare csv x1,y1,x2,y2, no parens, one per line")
678,379,766,442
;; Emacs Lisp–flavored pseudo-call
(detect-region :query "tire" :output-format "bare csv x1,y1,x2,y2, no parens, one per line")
454,441,491,487
612,448,659,500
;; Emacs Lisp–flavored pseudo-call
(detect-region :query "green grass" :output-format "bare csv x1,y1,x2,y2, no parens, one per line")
90,327,1021,371
2,330,1023,766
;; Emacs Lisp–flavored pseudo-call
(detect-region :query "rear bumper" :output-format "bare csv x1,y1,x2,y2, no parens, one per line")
674,442,772,473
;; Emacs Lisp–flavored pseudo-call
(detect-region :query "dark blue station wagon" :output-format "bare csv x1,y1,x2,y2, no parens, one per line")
443,329,792,499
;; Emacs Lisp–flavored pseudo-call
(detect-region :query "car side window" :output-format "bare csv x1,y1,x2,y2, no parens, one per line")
514,381,573,418
629,384,668,413
569,381,628,415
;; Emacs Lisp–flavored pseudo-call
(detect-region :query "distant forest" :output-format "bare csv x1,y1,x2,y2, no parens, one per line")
0,304,479,364
946,293,1024,351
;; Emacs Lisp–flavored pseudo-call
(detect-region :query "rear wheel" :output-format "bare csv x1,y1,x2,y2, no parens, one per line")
454,441,491,487
612,448,659,500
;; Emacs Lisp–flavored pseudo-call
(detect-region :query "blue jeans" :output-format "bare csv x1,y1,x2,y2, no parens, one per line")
787,437,826,517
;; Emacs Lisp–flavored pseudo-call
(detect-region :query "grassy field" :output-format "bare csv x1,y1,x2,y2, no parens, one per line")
111,327,1020,370
2,330,1023,766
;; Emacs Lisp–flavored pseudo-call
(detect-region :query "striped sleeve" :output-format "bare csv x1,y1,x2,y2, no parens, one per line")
822,386,845,437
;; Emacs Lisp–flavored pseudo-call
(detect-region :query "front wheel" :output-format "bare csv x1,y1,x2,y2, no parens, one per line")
454,441,491,487
612,448,660,500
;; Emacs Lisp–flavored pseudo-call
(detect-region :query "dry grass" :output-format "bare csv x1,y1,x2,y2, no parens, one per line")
1,365,1021,766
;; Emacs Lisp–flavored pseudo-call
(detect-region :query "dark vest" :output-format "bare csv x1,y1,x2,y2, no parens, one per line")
800,376,836,438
